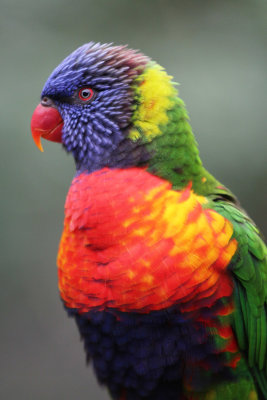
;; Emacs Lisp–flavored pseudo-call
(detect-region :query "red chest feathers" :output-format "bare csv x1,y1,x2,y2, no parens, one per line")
57,168,237,314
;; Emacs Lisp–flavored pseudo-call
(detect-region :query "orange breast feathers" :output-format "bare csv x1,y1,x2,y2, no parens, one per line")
57,168,237,313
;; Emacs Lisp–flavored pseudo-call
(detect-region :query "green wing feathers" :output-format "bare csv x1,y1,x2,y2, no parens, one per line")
214,201,267,398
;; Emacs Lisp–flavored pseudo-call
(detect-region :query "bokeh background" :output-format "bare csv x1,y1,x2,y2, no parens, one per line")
1,0,266,399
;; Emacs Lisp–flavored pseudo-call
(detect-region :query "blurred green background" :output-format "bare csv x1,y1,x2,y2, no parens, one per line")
1,0,266,399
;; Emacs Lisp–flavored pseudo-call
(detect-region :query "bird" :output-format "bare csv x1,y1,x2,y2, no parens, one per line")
31,42,267,400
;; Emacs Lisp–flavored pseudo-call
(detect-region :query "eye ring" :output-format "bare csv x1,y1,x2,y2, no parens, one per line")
78,87,94,102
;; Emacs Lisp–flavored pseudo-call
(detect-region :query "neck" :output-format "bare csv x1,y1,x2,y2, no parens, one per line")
144,97,220,195
74,96,220,196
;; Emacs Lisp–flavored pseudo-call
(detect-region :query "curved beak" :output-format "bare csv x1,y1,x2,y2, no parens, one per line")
31,103,63,152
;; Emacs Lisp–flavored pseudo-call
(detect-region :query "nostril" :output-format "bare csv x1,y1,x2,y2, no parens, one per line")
41,96,54,107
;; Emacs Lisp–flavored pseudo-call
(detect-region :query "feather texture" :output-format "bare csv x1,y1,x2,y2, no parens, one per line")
32,42,267,399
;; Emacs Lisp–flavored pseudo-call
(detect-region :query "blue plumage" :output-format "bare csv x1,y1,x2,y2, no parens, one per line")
41,43,149,172
66,305,237,400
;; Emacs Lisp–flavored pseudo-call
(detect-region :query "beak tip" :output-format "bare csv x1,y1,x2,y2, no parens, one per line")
36,141,44,152
32,129,44,152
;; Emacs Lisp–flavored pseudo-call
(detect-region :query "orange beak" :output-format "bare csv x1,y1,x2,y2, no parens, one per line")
31,103,63,152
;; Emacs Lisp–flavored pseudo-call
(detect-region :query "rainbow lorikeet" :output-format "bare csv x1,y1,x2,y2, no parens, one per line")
31,43,267,400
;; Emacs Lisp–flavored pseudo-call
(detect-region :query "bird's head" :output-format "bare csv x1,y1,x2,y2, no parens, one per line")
31,42,180,172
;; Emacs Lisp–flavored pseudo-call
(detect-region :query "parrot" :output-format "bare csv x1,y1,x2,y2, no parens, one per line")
30,42,267,400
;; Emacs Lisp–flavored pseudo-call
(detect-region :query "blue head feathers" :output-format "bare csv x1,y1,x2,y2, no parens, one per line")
41,42,150,171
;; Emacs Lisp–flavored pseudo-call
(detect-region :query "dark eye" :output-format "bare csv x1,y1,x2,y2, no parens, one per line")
78,87,94,101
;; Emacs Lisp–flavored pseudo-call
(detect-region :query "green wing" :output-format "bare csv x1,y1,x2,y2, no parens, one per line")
213,199,267,398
